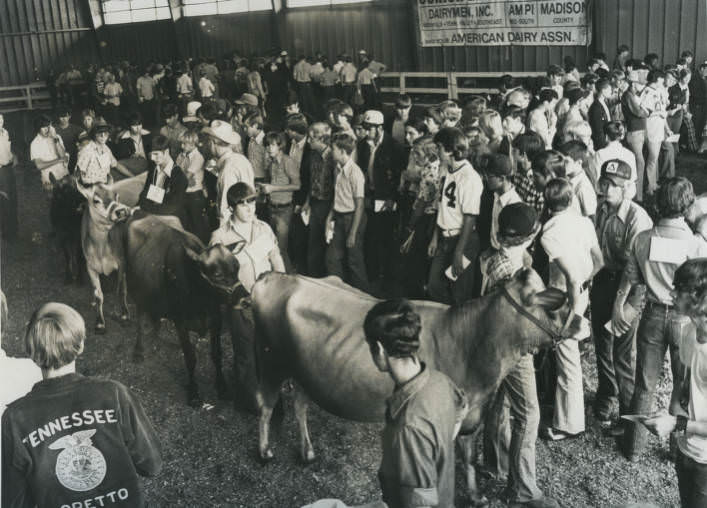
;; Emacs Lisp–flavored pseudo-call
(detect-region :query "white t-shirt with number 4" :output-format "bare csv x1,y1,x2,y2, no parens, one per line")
436,159,483,231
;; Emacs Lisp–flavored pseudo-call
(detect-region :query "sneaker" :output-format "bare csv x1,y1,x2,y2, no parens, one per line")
510,494,560,508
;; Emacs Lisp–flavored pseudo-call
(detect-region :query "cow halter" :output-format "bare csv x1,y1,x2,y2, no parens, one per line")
500,286,571,347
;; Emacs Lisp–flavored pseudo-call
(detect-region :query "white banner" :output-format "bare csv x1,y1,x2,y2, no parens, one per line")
417,0,591,47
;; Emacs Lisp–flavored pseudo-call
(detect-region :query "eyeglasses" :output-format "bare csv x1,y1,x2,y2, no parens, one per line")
236,196,257,206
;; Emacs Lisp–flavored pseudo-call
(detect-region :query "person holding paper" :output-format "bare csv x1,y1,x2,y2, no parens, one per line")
613,177,707,461
427,127,483,305
356,110,405,285
641,258,707,508
590,159,653,431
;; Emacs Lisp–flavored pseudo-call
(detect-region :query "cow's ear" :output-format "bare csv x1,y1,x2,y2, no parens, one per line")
75,181,94,200
532,288,567,311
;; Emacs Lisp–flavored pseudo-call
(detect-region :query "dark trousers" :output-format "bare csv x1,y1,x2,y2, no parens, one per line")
325,211,369,292
0,163,18,240
589,269,637,417
365,209,398,282
676,449,707,508
400,214,434,298
183,191,211,244
288,210,309,275
307,198,332,277
342,84,356,107
427,231,480,305
297,82,315,116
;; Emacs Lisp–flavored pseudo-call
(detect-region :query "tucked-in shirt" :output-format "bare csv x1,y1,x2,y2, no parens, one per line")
176,74,193,95
209,218,278,293
0,129,13,166
136,76,155,101
267,153,300,205
176,148,205,193
357,68,375,86
677,337,707,464
293,60,312,83
595,200,653,272
436,159,483,231
1,373,162,508
512,169,544,214
333,158,365,213
340,63,358,84
379,364,467,508
216,151,255,223
76,141,117,185
490,186,522,250
309,148,335,202
625,218,707,305
103,82,122,106
319,69,339,87
541,210,599,292
199,77,215,98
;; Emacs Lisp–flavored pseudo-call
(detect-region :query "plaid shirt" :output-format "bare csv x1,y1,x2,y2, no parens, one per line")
512,169,544,214
482,247,531,294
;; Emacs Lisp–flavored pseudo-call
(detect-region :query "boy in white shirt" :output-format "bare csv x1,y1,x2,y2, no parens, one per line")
559,140,598,221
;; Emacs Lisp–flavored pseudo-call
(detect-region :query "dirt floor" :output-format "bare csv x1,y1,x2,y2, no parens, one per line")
3,109,703,507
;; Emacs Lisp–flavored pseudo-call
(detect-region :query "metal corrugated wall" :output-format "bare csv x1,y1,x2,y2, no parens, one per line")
2,0,707,85
593,0,707,66
0,0,99,86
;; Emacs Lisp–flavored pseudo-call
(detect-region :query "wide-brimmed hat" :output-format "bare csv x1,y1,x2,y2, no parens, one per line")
498,202,540,247
203,119,241,146
235,93,258,107
183,101,202,123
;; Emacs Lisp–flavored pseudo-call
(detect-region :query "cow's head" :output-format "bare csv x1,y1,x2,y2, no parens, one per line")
502,268,584,353
184,242,246,304
76,182,131,224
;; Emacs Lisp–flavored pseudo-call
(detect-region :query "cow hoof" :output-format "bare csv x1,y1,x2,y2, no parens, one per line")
259,448,274,463
301,449,316,464
94,323,106,335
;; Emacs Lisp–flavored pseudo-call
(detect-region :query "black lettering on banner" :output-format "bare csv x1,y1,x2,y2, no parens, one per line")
444,181,457,208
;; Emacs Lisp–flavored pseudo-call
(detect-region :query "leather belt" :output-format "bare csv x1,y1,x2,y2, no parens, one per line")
646,300,673,312
270,202,292,209
440,228,461,238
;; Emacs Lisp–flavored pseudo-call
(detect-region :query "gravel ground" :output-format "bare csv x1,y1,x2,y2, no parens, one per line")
3,110,702,507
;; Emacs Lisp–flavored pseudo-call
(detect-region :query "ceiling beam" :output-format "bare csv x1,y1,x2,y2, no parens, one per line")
86,0,104,29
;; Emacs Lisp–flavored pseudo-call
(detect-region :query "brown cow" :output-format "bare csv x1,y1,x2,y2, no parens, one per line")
250,270,577,504
76,173,147,332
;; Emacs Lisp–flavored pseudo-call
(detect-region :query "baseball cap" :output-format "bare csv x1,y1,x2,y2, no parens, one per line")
498,202,540,246
600,158,632,185
362,110,384,126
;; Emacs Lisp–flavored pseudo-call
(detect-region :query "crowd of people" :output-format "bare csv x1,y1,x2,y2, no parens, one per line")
2,43,707,508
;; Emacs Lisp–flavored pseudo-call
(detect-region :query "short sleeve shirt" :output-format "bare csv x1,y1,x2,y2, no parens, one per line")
176,149,205,193
569,171,598,217
436,159,483,231
31,134,68,181
209,218,278,293
216,151,255,223
333,158,365,213
76,141,117,185
541,210,598,291
0,129,13,166
595,200,653,272
268,154,300,205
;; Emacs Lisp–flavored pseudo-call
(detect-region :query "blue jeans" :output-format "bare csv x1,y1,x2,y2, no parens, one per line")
483,354,544,503
676,450,707,508
623,303,686,458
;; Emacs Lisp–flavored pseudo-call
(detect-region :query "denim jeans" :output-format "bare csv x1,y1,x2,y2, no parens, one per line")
484,354,544,503
625,129,646,201
427,231,480,305
623,303,685,458
325,211,370,292
676,449,707,508
589,269,637,417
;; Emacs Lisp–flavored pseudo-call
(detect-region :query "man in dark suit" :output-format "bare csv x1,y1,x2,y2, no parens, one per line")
137,134,188,227
588,78,613,150
356,110,406,286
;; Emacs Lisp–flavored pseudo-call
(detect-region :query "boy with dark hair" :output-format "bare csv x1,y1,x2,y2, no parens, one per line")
2,302,162,508
136,134,188,222
511,132,546,213
54,107,82,174
386,94,412,145
159,103,186,159
559,140,597,220
364,298,467,508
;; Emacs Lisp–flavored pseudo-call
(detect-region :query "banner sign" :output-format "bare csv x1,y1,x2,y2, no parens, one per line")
417,0,591,47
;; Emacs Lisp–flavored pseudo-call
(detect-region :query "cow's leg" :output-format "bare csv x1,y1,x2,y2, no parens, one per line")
87,267,106,333
293,384,315,463
134,307,146,362
209,308,228,400
116,268,129,323
256,377,282,462
176,323,200,407
457,431,489,507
